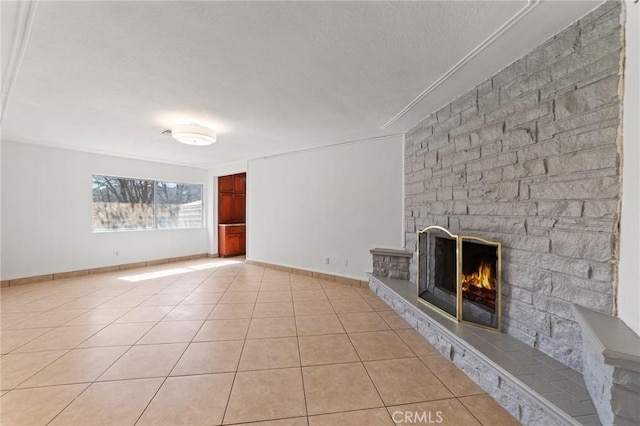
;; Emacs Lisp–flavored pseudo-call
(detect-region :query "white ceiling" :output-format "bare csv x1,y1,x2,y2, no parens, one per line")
1,1,603,170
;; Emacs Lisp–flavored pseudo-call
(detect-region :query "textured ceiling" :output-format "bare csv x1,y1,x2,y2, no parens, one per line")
1,1,603,169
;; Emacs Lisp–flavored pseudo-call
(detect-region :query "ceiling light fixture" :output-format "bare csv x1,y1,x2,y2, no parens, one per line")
167,123,216,146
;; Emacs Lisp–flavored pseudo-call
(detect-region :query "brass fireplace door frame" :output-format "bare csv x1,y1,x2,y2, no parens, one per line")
416,225,502,331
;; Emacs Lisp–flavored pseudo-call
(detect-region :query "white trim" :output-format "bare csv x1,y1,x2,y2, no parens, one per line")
249,133,405,164
1,0,38,123
401,132,407,248
381,0,540,130
3,137,212,170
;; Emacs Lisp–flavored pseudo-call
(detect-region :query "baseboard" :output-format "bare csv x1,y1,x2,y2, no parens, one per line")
245,259,368,288
0,253,217,287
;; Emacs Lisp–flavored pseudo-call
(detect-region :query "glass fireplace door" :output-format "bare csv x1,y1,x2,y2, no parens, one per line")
417,226,501,331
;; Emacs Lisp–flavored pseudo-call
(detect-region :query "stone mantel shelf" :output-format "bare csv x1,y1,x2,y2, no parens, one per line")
571,305,640,424
369,247,413,257
572,305,640,372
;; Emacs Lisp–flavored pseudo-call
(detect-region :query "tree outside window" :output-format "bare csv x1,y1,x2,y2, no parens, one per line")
92,175,203,231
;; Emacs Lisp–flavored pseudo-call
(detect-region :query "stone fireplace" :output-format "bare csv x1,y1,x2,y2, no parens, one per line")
417,226,501,330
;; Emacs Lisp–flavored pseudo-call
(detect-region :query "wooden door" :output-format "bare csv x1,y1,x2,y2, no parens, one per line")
218,193,234,223
233,174,246,193
219,175,234,193
231,194,246,223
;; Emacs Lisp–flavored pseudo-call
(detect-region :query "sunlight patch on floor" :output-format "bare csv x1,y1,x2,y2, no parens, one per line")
119,268,192,282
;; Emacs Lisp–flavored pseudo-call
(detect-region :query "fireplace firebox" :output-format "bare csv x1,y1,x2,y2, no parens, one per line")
417,226,501,330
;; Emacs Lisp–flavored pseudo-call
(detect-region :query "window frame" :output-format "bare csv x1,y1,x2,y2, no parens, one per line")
91,174,205,233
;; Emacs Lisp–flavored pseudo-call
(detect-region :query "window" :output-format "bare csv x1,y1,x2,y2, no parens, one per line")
92,175,203,231
155,181,203,229
92,176,155,231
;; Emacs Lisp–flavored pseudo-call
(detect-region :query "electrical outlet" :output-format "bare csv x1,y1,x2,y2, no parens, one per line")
324,257,330,264
113,251,119,257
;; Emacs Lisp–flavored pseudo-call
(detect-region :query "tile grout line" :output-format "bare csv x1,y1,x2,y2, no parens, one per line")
4,348,72,391
35,276,182,425
292,290,310,423
45,382,93,426
132,266,241,424
405,331,499,424
340,318,392,421
132,296,213,425
457,395,494,426
7,322,110,355
1,327,59,355
219,268,254,425
336,303,478,419
42,270,201,425
42,268,218,425
415,350,480,401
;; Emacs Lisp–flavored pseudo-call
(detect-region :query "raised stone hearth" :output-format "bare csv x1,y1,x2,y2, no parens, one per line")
369,274,600,425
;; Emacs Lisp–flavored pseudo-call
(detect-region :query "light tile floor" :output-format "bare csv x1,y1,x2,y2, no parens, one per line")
0,258,520,425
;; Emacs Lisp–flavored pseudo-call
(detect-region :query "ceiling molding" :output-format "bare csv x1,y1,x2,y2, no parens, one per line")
381,0,540,130
1,0,38,123
2,136,212,170
250,133,405,164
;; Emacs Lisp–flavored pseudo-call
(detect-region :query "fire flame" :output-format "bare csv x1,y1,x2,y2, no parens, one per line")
462,262,495,290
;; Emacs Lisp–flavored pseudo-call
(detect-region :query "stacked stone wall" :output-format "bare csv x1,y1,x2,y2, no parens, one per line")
371,248,412,280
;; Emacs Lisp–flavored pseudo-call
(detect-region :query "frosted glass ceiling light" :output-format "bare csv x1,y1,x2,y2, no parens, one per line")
169,124,216,146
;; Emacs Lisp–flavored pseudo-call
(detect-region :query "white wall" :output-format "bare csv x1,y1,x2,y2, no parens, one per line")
618,0,640,335
247,135,404,280
1,142,211,280
0,139,3,281
206,169,218,256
